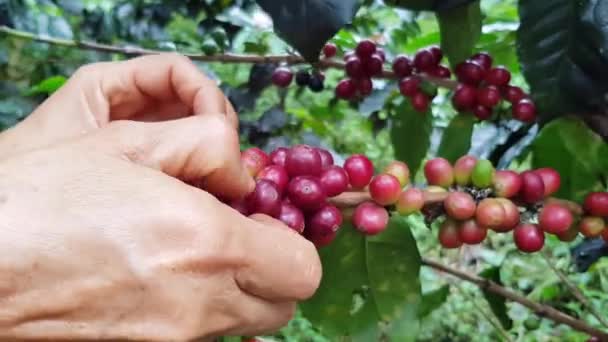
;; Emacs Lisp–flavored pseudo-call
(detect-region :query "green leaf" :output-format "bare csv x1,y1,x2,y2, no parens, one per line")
24,76,67,96
301,217,422,341
479,267,513,330
390,100,432,176
436,1,482,66
517,0,608,121
256,0,361,62
418,285,450,318
531,117,608,202
437,115,475,163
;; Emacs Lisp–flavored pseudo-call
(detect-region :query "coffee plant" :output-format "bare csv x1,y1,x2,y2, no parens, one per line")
2,0,608,341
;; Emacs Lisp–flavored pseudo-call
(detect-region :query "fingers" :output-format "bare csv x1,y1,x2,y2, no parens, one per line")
234,214,322,302
216,296,296,338
96,114,253,200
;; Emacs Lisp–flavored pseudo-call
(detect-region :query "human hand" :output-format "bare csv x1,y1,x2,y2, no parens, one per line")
0,53,236,160
0,114,321,341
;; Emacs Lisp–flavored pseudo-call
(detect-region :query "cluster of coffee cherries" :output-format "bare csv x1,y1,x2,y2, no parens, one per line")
236,146,400,247
398,156,573,253
451,52,536,122
270,39,537,123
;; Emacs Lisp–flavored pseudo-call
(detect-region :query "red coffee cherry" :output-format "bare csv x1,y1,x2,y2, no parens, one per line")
353,202,390,236
287,176,327,212
473,105,493,120
392,55,413,78
520,171,546,204
345,56,365,78
452,84,478,111
454,155,478,186
383,161,410,187
414,48,436,72
319,166,349,197
399,76,421,97
444,191,477,221
396,188,425,216
438,219,463,249
535,168,561,197
471,52,493,70
370,174,402,206
306,205,343,247
285,145,323,177
476,198,506,229
344,154,375,189
272,67,294,88
242,147,271,177
269,147,288,167
411,92,430,112
513,224,545,253
356,39,377,59
323,43,338,58
256,165,289,195
459,219,488,245
495,198,520,232
539,204,573,235
512,99,537,123
485,66,511,87
424,158,454,188
357,78,374,96
477,86,502,108
316,148,334,169
278,202,305,234
364,53,384,76
503,86,525,103
455,60,485,86
494,170,523,198
583,192,608,217
336,79,357,99
579,216,606,238
246,180,282,217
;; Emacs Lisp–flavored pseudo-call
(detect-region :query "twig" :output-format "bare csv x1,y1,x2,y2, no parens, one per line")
0,25,459,90
541,252,608,329
421,258,608,340
455,283,515,342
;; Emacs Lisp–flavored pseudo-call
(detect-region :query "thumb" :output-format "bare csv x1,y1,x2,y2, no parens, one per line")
97,114,255,200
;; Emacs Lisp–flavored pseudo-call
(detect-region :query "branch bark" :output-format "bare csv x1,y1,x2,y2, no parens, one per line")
0,25,458,90
422,258,608,340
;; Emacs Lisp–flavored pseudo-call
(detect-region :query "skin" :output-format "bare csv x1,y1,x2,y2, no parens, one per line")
0,54,322,341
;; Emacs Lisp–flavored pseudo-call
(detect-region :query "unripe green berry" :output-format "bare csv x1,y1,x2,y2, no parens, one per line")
471,159,495,188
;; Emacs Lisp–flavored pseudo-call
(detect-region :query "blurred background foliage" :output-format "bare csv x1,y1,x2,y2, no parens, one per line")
1,0,608,341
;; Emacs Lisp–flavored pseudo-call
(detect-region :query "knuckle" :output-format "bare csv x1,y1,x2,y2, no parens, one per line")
104,120,148,162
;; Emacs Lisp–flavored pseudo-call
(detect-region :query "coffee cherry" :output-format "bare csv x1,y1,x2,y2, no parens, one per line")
323,43,338,58
399,76,421,97
430,65,452,79
459,219,488,245
396,188,425,215
557,225,580,242
356,39,377,59
455,60,485,85
242,147,271,177
471,159,495,188
512,99,537,123
336,79,357,99
495,198,520,232
444,191,477,220
424,158,454,188
269,147,289,167
364,53,384,76
370,174,402,206
579,216,605,238
344,154,375,189
308,73,325,92
477,86,502,108
476,198,506,229
285,145,322,177
272,67,294,88
471,52,493,70
319,166,349,197
452,84,477,111
513,224,545,253
246,180,282,217
357,78,374,96
230,198,250,216
287,176,326,212
392,55,413,78
485,66,511,87
503,86,525,103
310,204,343,236
583,192,608,216
376,48,386,62
278,202,305,234
414,48,436,72
535,168,561,197
411,92,430,112
383,161,410,187
428,46,443,64
353,202,390,235
316,148,334,169
454,155,478,186
346,57,365,79
256,165,289,195
520,171,546,204
539,204,573,235
438,219,463,249
494,170,522,198
295,70,311,87
473,105,493,120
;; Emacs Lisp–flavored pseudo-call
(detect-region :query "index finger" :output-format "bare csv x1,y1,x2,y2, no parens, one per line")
104,53,238,128
235,214,322,302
